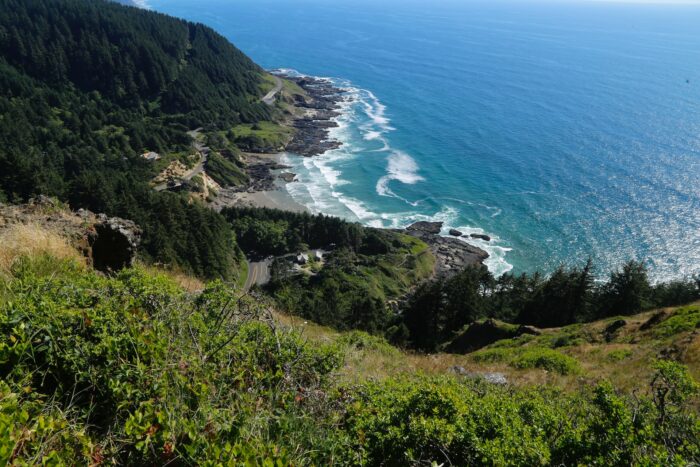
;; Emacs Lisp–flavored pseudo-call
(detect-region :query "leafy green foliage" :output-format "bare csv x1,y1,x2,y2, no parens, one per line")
470,346,580,375
652,306,700,337
0,257,343,464
223,206,366,257
341,373,700,466
205,151,248,187
1,254,699,464
400,260,699,352
270,241,434,334
512,348,581,375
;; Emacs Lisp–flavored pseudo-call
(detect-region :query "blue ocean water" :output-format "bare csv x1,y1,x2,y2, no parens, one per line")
149,0,700,281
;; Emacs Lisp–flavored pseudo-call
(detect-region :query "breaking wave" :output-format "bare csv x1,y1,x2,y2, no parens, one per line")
277,69,513,276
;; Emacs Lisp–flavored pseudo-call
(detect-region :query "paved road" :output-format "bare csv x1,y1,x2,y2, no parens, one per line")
243,259,271,292
262,76,283,106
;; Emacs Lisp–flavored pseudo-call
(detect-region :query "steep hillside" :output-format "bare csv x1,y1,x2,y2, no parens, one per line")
0,0,273,278
1,242,698,465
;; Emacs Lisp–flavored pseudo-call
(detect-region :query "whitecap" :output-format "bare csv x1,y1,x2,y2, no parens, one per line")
275,69,512,276
376,150,424,199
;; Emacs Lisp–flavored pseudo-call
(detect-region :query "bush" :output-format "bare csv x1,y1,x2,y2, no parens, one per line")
0,258,342,464
606,348,634,362
341,372,700,466
512,349,581,375
471,347,514,364
653,306,700,337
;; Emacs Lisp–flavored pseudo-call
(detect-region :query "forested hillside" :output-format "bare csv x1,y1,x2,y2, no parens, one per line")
0,0,271,277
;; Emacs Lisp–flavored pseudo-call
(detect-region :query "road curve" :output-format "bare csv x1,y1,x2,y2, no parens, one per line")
243,259,271,292
262,76,283,106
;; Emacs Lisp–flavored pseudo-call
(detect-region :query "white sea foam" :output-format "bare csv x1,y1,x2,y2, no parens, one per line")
376,150,424,199
275,69,513,276
450,225,514,276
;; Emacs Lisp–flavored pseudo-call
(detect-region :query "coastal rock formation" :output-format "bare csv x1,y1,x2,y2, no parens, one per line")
0,196,141,272
449,229,463,237
402,221,488,278
470,233,491,242
279,172,297,183
450,366,508,385
280,74,346,157
406,221,443,235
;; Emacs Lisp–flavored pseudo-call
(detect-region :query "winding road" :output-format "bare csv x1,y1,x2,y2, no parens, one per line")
154,129,209,192
243,259,271,292
262,76,283,106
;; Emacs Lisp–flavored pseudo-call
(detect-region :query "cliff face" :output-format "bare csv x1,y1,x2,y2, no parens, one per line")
0,196,141,272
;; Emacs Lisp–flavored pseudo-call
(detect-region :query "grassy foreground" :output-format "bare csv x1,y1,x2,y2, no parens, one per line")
1,235,699,465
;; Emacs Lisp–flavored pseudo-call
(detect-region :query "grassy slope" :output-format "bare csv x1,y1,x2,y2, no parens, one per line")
4,219,694,395
1,238,697,464
276,304,700,393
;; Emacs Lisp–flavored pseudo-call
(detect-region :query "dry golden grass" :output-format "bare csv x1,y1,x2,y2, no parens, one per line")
0,223,84,275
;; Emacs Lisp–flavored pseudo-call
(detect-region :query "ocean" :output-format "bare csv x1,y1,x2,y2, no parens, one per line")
148,0,700,281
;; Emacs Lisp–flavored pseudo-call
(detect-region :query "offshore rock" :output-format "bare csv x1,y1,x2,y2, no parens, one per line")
470,233,492,242
407,221,443,235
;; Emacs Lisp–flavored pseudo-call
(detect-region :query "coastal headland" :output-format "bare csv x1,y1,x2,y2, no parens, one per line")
213,72,491,274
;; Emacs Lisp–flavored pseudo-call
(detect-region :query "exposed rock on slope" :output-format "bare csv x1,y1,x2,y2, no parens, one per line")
404,221,489,279
0,196,141,272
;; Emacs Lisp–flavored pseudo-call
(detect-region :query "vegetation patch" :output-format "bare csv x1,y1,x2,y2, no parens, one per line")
230,121,293,152
653,305,700,337
205,152,248,187
512,348,581,375
606,348,634,362
471,347,515,364
1,253,699,465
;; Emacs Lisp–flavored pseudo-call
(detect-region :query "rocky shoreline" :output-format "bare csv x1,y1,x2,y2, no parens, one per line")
402,221,489,278
277,73,347,157
215,74,347,201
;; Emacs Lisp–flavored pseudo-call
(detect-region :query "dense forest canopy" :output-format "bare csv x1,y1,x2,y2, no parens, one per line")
0,0,272,277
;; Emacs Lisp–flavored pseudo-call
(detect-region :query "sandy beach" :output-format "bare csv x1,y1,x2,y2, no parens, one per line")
211,152,309,213
222,186,308,213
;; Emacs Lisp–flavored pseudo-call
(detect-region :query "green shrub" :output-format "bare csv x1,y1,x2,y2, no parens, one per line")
341,372,700,466
653,306,700,337
471,347,514,363
606,348,634,362
512,349,581,375
0,260,342,464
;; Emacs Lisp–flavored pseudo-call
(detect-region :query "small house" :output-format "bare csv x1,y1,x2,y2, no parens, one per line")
295,253,309,265
142,151,161,161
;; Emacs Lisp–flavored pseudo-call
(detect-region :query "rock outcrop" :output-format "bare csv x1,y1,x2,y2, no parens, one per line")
449,229,463,237
281,75,346,157
406,221,443,235
403,221,488,279
0,197,141,272
92,215,141,272
450,366,508,385
470,233,491,242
